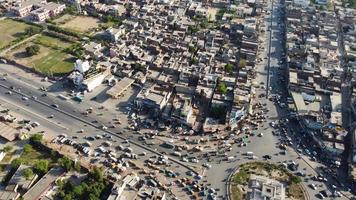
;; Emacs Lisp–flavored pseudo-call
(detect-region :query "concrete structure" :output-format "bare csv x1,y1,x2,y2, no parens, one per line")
11,0,65,21
246,175,285,200
107,77,135,98
22,167,64,200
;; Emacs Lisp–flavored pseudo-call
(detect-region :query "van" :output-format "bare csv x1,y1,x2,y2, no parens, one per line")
245,152,254,156
227,156,234,161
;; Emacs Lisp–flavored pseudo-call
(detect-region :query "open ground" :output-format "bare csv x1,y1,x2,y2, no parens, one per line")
5,34,75,76
0,19,34,49
56,15,103,33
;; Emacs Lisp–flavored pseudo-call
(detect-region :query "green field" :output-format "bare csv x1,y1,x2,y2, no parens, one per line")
0,19,34,49
6,34,75,76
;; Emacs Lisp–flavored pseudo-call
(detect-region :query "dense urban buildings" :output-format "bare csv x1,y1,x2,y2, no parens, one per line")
0,0,354,199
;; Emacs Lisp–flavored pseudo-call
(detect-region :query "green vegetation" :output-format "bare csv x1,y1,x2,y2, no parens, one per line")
230,162,306,200
65,43,84,59
102,15,122,27
25,26,42,36
215,8,226,20
238,59,246,68
188,44,198,53
190,57,199,65
10,158,22,169
188,25,199,34
32,51,74,76
59,156,74,172
30,134,43,143
211,105,226,119
344,0,356,8
23,168,34,180
26,45,40,56
132,63,146,72
217,82,227,94
47,24,82,38
225,63,234,73
55,167,109,200
34,160,49,175
0,19,38,49
23,144,33,153
6,34,75,76
3,146,13,153
233,169,249,184
291,175,302,184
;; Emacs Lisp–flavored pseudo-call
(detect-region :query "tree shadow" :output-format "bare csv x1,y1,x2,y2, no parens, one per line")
13,51,29,59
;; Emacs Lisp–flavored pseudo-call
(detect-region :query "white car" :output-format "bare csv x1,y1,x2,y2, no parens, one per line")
22,96,29,101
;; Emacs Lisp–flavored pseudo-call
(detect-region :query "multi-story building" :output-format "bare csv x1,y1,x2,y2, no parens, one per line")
11,0,65,21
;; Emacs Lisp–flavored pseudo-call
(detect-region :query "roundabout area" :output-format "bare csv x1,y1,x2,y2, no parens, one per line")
228,162,307,200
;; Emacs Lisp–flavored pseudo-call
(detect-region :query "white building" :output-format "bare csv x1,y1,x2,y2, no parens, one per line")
74,59,91,74
247,175,285,200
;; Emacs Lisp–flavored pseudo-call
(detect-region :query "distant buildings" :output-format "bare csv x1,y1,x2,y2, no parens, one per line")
285,1,356,185
10,0,66,21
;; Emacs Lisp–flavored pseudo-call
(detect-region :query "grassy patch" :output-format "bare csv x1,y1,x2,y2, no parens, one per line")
287,183,304,199
6,34,75,76
231,185,243,200
19,145,55,166
33,35,71,49
33,51,75,75
230,162,306,200
233,169,249,185
0,19,34,49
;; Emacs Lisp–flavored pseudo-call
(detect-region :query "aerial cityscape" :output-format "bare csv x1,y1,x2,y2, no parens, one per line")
0,0,355,199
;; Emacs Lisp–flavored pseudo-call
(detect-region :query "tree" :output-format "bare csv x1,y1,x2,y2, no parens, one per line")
211,105,226,119
225,63,234,73
132,63,145,72
291,176,302,184
25,26,42,36
238,59,246,68
3,145,13,153
88,167,103,182
23,144,33,153
30,133,43,143
25,45,40,56
188,25,199,34
59,156,73,172
34,160,49,175
188,45,197,53
217,82,227,94
74,161,81,172
11,158,22,169
73,184,84,198
190,57,199,65
23,168,34,180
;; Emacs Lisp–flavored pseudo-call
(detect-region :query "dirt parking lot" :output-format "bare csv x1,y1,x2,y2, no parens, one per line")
59,15,102,33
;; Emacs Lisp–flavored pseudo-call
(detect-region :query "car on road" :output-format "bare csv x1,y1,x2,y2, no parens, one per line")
51,104,59,108
309,184,317,190
6,91,12,95
263,155,272,160
22,96,29,101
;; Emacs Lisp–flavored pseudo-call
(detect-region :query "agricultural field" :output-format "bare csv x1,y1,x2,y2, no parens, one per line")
55,14,102,33
5,34,75,76
0,19,35,49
